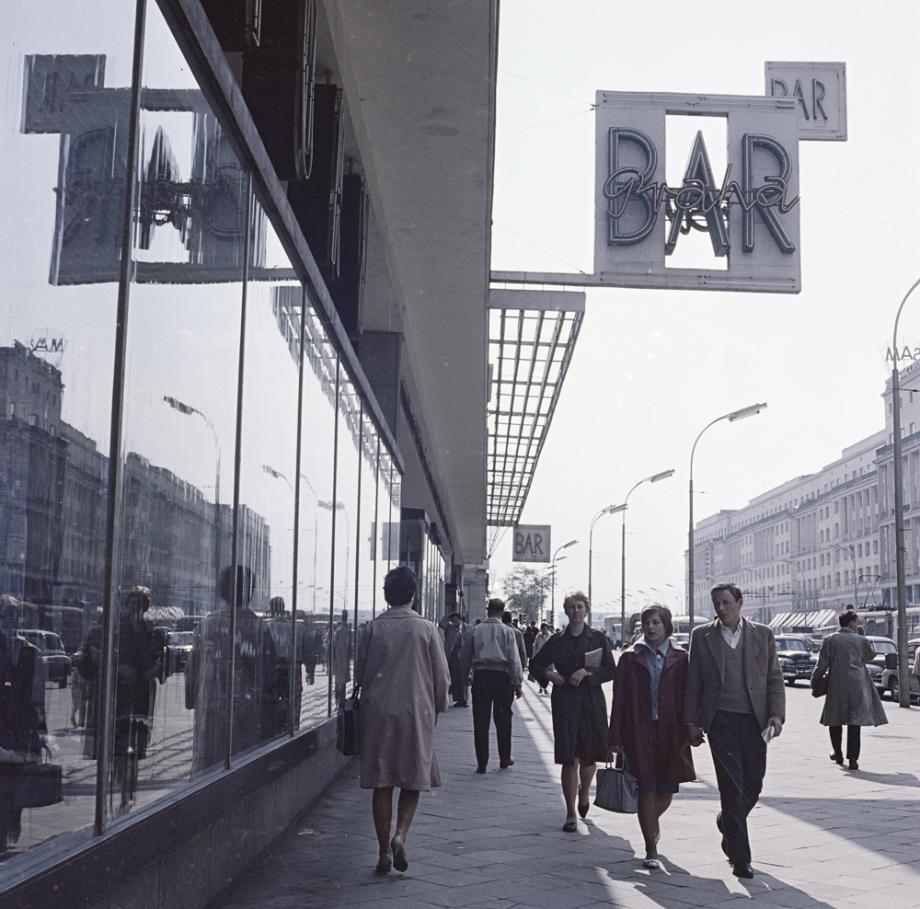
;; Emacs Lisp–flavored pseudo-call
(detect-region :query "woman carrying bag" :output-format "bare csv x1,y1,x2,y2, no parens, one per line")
528,592,615,832
608,605,694,870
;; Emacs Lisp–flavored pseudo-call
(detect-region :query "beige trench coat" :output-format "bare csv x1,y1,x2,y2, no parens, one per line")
812,628,888,727
354,606,450,790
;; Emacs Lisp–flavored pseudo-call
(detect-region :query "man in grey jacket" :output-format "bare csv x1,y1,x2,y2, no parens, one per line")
684,583,785,880
460,598,523,773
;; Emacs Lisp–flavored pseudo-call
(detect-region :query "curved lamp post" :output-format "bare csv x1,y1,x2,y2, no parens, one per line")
890,276,920,707
165,395,220,613
620,469,675,652
551,539,578,627
688,403,767,627
588,504,626,607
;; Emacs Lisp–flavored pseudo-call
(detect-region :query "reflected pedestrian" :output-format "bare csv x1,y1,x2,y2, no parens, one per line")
811,608,887,770
355,567,449,874
265,596,307,732
609,605,694,869
531,622,553,695
332,610,352,710
528,592,615,831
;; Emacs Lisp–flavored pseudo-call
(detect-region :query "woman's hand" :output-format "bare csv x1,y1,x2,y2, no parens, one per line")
546,670,566,686
567,668,590,687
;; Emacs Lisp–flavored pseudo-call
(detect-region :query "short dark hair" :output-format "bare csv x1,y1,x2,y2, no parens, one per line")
501,611,512,624
839,608,859,628
641,604,674,637
384,566,417,606
219,565,255,608
710,582,743,603
487,597,505,616
269,596,285,615
540,623,550,632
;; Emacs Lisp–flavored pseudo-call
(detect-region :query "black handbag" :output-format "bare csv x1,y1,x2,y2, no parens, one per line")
593,753,639,814
336,690,360,756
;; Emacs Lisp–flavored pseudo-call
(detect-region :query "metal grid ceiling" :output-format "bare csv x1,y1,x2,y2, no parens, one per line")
486,289,585,527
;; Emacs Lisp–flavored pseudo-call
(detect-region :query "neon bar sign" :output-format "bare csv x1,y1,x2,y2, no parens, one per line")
593,92,802,293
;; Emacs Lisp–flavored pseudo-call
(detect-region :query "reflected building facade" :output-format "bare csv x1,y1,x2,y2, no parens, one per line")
1,1,493,905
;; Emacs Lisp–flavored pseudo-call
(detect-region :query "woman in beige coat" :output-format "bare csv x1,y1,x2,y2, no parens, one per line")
354,566,450,873
811,608,887,770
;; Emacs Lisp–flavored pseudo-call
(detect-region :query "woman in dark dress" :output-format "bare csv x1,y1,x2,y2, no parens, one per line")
528,592,616,831
609,605,694,869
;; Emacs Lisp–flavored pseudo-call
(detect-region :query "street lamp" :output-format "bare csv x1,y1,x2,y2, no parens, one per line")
551,540,578,627
890,276,920,708
620,468,675,656
688,403,767,627
164,395,220,613
588,504,626,607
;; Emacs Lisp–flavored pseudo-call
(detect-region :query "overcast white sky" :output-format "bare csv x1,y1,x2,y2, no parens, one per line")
488,0,920,622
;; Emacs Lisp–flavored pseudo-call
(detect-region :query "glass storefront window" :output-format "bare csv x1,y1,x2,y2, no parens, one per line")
297,305,336,726
357,414,378,625
330,371,360,712
115,0,247,806
1,0,137,860
233,200,300,758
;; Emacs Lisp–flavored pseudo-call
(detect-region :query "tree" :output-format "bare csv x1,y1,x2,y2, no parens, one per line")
499,566,546,625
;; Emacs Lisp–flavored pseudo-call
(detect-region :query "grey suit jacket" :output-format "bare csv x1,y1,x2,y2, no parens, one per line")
683,618,786,733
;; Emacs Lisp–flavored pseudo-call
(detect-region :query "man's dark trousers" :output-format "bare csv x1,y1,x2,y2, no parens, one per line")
707,710,767,866
471,669,513,768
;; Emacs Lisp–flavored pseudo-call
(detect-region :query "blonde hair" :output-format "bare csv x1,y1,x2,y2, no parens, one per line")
563,591,590,616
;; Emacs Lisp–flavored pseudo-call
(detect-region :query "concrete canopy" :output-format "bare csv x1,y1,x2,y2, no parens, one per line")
322,1,496,565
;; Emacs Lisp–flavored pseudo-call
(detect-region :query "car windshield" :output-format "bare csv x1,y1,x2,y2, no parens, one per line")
777,638,808,651
870,640,897,654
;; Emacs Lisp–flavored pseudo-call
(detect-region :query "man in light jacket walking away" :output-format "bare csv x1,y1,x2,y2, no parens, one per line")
354,567,449,875
460,597,523,773
684,583,785,881
811,608,887,771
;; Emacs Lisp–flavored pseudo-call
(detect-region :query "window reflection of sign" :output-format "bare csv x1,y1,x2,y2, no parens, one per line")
594,92,801,293
765,62,847,141
20,53,265,286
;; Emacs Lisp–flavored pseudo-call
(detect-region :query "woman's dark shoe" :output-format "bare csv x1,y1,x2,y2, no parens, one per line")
830,753,844,765
391,834,408,872
562,819,578,832
732,862,755,879
375,853,392,874
577,799,590,818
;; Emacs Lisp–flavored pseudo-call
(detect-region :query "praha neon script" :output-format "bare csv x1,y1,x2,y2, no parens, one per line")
603,127,800,256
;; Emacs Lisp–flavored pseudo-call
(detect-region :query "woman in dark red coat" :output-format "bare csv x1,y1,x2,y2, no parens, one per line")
609,605,694,869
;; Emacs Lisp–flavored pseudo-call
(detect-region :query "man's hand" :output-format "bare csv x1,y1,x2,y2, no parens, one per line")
685,723,704,747
568,668,590,687
547,670,566,686
514,685,523,699
768,716,783,738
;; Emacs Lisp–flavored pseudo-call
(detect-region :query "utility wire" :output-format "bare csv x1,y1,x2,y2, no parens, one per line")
498,107,593,138
493,221,589,274
499,68,595,107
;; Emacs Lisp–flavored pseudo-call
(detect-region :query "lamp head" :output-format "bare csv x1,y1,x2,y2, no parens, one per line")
728,402,767,422
650,468,676,483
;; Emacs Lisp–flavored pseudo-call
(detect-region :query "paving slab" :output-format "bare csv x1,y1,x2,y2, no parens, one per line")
209,676,920,908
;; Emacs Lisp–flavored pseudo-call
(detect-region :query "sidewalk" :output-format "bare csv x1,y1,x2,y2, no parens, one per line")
211,680,920,908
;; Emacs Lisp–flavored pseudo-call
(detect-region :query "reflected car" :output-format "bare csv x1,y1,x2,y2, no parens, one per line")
672,633,690,649
165,630,195,674
864,635,897,695
774,634,815,686
879,639,920,703
18,629,72,688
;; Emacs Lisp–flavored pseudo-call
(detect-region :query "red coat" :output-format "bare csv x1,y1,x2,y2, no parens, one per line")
608,644,695,787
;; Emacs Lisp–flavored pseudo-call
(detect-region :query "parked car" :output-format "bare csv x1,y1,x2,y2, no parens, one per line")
18,629,72,688
879,639,920,703
854,635,896,694
672,632,690,649
165,630,195,674
774,634,815,686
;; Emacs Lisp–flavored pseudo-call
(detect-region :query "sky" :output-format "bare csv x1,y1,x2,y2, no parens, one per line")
487,0,920,622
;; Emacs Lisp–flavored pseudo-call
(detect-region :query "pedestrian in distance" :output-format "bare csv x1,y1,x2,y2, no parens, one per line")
684,583,785,880
354,566,450,874
609,605,695,869
459,597,523,773
810,608,887,771
440,611,468,707
531,622,553,694
503,610,528,672
528,591,615,832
